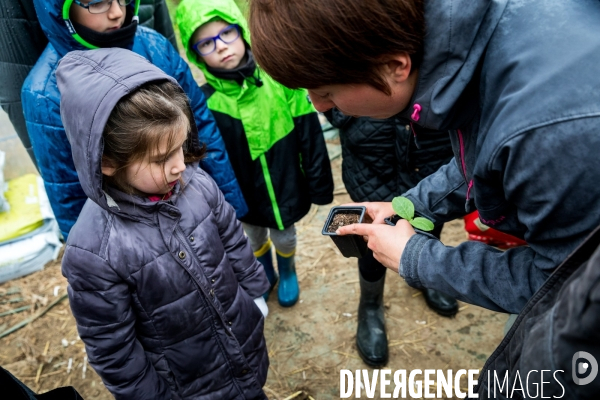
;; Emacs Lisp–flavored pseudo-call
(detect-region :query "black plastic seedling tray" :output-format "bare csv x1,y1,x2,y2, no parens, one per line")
322,206,368,258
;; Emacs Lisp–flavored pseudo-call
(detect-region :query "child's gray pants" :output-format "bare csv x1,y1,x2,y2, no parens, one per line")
242,223,296,255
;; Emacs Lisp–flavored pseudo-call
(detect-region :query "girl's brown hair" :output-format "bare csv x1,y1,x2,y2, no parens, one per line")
249,0,425,95
102,80,205,193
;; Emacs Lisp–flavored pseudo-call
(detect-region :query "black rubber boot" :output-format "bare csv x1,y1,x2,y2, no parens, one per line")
422,288,458,317
356,272,388,367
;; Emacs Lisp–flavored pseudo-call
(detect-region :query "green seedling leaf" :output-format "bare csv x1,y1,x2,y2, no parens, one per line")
410,217,435,231
392,196,414,221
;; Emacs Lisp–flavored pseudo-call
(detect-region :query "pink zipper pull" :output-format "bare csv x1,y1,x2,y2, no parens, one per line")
411,103,422,122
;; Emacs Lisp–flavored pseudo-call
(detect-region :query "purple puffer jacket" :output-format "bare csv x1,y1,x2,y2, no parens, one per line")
57,48,270,400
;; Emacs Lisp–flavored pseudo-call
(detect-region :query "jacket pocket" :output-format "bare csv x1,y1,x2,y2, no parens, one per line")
149,352,181,397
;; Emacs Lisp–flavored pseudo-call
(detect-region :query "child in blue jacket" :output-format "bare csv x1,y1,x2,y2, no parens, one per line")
22,0,247,240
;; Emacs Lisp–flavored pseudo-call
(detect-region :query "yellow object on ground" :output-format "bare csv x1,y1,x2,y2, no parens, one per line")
0,174,44,243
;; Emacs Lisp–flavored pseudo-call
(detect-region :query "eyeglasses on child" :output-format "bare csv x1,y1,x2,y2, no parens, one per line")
73,0,133,14
192,24,241,56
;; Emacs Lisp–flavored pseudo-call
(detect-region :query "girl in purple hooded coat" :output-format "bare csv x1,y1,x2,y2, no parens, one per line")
58,48,270,400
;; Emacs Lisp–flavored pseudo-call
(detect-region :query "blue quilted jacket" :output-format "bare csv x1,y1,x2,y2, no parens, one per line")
22,0,247,239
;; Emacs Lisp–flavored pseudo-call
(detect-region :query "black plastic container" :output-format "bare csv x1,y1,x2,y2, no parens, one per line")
322,206,368,258
384,215,401,226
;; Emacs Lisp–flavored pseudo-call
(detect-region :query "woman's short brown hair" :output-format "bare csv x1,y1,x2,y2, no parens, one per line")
102,80,205,193
249,0,424,94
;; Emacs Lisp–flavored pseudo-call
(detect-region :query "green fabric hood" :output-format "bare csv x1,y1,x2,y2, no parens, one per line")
176,0,315,160
177,0,249,69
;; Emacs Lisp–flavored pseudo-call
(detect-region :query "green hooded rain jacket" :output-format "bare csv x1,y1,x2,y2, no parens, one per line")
176,0,333,230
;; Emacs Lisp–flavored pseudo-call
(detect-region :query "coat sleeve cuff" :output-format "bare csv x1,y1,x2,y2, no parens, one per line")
399,233,432,288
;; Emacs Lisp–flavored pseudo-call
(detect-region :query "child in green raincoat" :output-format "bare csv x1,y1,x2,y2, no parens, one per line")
176,0,334,307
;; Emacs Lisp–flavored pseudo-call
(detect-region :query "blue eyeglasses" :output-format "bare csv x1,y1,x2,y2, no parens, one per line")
73,0,133,14
192,24,241,56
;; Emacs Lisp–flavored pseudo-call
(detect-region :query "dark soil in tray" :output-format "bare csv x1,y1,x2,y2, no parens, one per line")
326,213,360,232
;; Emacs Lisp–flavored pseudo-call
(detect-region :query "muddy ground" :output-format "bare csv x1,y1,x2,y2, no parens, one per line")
0,156,507,399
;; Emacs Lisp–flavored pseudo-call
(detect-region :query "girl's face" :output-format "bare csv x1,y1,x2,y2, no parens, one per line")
70,0,126,33
192,21,246,70
121,124,188,196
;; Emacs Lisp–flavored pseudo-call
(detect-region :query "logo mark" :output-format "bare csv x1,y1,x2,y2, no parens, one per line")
572,351,598,385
